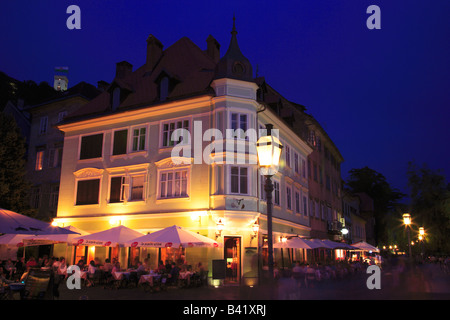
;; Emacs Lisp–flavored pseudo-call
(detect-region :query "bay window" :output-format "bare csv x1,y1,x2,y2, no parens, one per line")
230,166,248,195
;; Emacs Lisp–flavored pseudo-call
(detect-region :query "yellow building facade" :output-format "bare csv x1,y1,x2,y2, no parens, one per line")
53,31,312,285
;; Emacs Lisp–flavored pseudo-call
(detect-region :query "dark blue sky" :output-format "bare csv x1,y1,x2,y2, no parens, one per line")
1,0,449,198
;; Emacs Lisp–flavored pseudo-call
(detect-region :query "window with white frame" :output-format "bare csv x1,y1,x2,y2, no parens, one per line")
230,113,248,140
286,186,292,211
109,174,147,203
109,176,125,203
285,145,291,168
112,129,128,155
162,119,190,147
80,133,103,160
76,179,100,205
132,126,146,152
273,180,280,206
130,175,145,200
302,159,306,178
294,153,299,174
39,116,48,135
159,169,189,198
230,166,248,195
295,190,300,214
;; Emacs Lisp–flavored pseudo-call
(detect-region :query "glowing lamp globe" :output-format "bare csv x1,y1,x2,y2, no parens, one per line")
257,126,283,176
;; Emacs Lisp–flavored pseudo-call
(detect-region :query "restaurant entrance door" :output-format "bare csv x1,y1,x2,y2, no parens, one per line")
224,236,241,284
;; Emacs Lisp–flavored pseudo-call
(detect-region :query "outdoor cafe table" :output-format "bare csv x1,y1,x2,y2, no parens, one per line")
138,273,161,286
179,271,193,280
113,271,131,281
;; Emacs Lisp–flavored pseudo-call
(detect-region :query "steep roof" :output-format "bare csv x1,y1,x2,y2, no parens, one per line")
26,81,101,110
214,17,253,82
65,37,217,123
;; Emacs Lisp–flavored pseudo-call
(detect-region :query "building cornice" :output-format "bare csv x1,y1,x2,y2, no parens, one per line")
57,95,213,133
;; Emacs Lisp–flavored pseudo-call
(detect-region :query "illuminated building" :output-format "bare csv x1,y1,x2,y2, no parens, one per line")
54,22,313,285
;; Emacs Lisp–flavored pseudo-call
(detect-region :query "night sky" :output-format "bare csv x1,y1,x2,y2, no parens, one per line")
1,0,449,198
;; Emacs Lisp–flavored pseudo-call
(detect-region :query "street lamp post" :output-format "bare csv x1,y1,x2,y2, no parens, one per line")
257,124,283,282
403,213,412,259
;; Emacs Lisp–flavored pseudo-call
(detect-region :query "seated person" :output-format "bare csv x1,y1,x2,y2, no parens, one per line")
102,259,113,272
167,263,179,285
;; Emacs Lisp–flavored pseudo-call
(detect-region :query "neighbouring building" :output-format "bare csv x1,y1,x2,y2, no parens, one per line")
354,192,376,246
53,22,314,285
342,190,368,244
255,78,345,245
25,81,100,221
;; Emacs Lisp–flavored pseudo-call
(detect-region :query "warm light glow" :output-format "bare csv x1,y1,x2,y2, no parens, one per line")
341,227,349,235
252,222,259,234
418,235,423,241
257,128,283,176
419,227,425,236
216,218,224,231
215,218,224,238
51,220,58,227
403,213,411,225
190,211,207,221
109,216,125,226
281,237,287,243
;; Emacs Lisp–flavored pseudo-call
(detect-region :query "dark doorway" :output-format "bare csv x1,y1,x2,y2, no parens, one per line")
224,236,241,284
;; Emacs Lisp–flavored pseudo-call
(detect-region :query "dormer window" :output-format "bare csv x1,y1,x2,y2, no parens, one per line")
112,87,121,111
160,76,169,101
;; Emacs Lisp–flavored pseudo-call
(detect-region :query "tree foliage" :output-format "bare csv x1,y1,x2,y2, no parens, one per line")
0,112,33,215
345,166,405,244
407,161,450,254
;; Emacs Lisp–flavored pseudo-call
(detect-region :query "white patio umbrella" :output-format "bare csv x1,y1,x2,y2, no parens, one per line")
273,237,324,249
125,225,221,248
0,234,29,246
0,208,79,235
351,241,380,253
72,225,144,247
320,239,356,250
307,239,335,249
23,226,90,246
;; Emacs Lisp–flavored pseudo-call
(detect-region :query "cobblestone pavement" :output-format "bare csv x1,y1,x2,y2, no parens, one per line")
57,262,450,300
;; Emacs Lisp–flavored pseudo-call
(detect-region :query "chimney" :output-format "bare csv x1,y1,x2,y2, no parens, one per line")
115,61,133,79
146,35,163,72
206,35,220,63
97,80,109,92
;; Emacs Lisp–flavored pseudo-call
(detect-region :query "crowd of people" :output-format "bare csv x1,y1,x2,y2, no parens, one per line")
2,254,209,287
1,254,210,299
272,259,368,287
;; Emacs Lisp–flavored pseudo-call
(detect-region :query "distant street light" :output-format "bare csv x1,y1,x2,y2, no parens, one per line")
419,226,425,259
403,213,412,259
